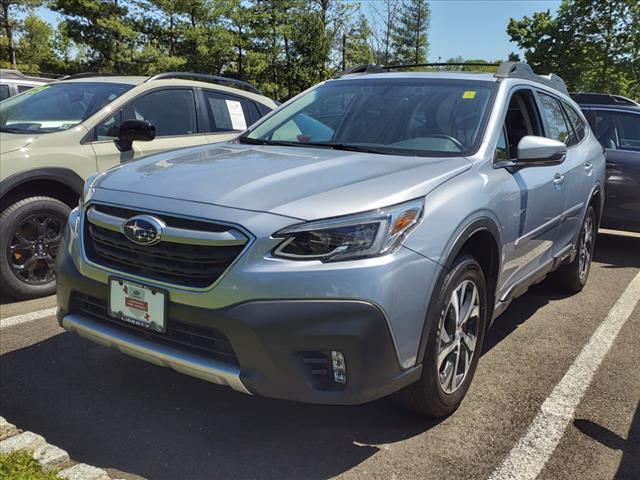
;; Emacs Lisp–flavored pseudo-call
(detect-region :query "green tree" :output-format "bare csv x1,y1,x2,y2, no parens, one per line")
340,14,373,70
51,0,139,73
390,0,430,65
226,0,255,79
16,14,53,71
508,0,639,98
370,0,401,66
0,0,43,68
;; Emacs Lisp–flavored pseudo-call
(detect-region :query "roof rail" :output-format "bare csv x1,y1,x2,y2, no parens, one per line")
494,61,568,94
335,64,387,78
335,62,501,78
60,72,113,80
0,69,27,79
386,62,499,70
570,92,639,107
0,69,55,82
146,72,261,95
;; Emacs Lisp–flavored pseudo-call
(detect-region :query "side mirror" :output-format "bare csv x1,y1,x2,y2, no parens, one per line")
115,120,156,151
516,135,566,167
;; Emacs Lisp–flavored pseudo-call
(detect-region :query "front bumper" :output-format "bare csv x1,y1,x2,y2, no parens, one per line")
57,244,422,404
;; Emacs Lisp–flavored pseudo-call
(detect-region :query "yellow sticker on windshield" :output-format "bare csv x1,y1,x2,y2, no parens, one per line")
22,85,50,95
463,90,477,99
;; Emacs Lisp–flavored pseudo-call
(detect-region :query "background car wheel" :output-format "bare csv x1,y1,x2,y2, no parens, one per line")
396,254,488,417
0,196,71,300
552,205,596,294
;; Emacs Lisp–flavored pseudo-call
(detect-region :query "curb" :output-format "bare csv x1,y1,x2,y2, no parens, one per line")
0,417,124,480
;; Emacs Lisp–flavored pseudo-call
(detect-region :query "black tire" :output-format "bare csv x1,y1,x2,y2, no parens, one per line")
0,196,70,300
396,254,488,417
553,205,596,294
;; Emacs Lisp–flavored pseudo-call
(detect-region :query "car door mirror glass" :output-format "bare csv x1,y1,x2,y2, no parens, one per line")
516,135,567,166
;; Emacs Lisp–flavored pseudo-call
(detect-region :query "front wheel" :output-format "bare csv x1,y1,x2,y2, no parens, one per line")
396,254,488,417
553,205,596,293
0,196,70,300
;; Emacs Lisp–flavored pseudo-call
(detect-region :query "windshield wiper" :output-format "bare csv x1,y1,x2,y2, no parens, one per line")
237,137,330,148
237,136,268,145
238,137,393,155
0,127,25,134
317,143,394,155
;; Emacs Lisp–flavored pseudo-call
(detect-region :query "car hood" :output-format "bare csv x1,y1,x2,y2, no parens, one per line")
0,132,38,155
94,143,471,220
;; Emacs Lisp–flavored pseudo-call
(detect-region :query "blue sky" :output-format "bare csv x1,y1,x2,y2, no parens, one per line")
425,0,561,61
35,0,562,62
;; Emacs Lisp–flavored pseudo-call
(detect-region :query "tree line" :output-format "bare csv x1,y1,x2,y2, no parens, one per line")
1,0,430,100
1,0,638,100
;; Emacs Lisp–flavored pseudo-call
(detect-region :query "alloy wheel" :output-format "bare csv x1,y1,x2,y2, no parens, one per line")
7,214,64,285
578,214,594,282
437,280,481,394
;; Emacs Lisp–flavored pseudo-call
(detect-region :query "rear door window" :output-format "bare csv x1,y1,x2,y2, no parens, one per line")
538,92,572,144
592,110,640,151
0,84,9,101
204,91,257,132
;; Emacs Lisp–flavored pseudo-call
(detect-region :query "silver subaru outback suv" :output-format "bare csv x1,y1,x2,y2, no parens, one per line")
57,62,605,417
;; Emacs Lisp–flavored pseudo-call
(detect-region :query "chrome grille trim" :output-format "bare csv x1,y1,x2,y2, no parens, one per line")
80,202,255,291
87,207,248,247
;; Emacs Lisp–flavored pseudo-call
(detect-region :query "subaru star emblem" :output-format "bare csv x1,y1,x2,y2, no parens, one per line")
122,215,164,245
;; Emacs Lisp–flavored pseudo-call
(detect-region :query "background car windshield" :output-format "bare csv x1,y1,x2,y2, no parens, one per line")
0,82,134,134
247,78,496,156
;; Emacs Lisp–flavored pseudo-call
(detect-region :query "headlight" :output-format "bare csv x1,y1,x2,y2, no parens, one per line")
272,198,424,262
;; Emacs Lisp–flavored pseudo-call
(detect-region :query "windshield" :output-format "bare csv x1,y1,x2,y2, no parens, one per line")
0,82,134,134
244,78,496,157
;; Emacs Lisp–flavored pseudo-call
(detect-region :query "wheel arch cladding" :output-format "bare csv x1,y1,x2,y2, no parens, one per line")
0,168,84,210
589,186,602,226
416,217,501,365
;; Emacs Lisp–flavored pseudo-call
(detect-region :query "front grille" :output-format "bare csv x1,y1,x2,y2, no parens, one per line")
83,205,247,288
70,293,239,365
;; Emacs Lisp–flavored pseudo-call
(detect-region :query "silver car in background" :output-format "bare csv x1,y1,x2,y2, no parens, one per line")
56,62,605,417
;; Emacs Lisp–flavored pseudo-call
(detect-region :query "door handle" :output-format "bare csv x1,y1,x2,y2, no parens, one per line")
553,173,565,189
584,162,593,175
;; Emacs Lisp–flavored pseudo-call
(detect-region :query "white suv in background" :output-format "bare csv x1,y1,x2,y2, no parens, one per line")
0,72,277,299
0,69,53,100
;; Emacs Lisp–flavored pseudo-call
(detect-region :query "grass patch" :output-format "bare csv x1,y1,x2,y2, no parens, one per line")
0,450,61,480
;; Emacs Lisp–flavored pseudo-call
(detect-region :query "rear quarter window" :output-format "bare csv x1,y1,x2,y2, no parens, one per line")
562,101,587,144
538,92,571,144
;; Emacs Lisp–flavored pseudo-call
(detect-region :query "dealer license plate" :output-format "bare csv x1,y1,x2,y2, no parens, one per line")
109,278,166,332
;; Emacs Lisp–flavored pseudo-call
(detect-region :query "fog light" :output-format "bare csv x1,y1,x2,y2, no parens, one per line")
331,351,346,384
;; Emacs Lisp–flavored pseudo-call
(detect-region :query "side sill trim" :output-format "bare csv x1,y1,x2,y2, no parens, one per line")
62,313,251,395
515,202,585,247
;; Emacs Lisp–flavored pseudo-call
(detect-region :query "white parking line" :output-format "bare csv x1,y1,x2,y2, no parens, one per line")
0,307,58,329
488,271,640,480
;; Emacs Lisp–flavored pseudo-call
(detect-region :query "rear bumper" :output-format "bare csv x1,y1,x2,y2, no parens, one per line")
56,241,421,405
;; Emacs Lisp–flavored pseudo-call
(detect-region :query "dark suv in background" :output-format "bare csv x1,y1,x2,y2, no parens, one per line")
573,93,640,232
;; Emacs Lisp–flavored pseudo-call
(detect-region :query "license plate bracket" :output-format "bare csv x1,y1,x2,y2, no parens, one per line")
108,277,167,333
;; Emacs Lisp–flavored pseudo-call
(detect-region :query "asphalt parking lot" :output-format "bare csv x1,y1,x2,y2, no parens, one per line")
1,230,638,480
